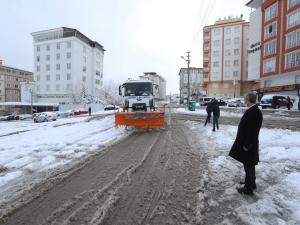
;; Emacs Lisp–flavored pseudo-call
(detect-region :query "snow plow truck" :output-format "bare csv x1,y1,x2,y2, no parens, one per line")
115,80,165,129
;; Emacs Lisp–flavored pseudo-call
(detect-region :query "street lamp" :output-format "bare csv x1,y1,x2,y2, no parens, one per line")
181,52,191,104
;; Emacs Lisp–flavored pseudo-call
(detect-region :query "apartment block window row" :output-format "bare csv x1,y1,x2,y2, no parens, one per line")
234,49,240,55
213,51,220,57
285,50,300,69
233,60,239,66
288,0,300,10
56,43,60,50
263,58,276,73
225,49,231,56
287,8,300,29
234,26,241,33
265,2,278,22
264,40,277,55
234,37,240,45
67,52,71,59
286,29,300,49
264,22,277,39
225,39,231,45
225,28,231,34
214,40,220,47
233,71,239,78
213,29,221,35
213,61,219,67
56,53,60,60
56,74,60,81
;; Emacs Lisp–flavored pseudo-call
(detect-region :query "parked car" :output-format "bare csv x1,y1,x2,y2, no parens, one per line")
74,109,88,116
260,95,287,109
19,114,33,120
5,113,20,121
104,105,119,111
34,112,57,123
216,99,227,106
56,110,74,118
199,97,213,106
227,98,245,107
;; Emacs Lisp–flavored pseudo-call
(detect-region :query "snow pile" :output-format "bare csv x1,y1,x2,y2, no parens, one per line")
0,116,128,188
189,122,300,225
176,108,244,118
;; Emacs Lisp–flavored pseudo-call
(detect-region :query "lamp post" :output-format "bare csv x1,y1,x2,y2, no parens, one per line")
181,51,191,104
233,79,237,98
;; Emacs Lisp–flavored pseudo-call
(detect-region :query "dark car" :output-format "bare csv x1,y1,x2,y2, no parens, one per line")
104,105,119,111
216,99,227,106
260,95,287,109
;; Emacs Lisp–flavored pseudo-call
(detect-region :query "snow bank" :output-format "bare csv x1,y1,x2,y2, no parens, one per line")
0,116,128,188
189,122,300,224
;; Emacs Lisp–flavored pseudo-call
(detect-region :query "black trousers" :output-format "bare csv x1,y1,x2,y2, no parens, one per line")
244,164,256,190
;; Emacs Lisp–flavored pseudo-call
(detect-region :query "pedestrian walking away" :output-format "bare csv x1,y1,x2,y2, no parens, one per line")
287,96,293,110
211,99,220,132
229,93,263,195
88,107,92,116
298,99,300,111
204,101,213,126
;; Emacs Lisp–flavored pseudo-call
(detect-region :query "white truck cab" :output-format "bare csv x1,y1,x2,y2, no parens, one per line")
119,80,158,112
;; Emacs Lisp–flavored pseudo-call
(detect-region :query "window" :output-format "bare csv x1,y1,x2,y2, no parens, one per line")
287,9,300,29
234,49,240,55
46,75,50,81
225,49,231,56
67,41,71,48
56,53,60,60
56,74,60,81
212,83,218,89
37,46,40,52
225,39,231,45
225,60,230,67
234,37,240,45
96,61,101,68
233,71,239,78
37,56,40,62
265,2,278,22
56,64,60,70
264,40,277,55
286,30,300,49
213,51,220,57
46,65,50,71
67,63,71,69
288,0,300,10
46,44,50,51
285,50,300,69
46,55,50,61
83,66,86,72
56,84,60,91
213,61,219,67
264,22,277,40
96,79,100,85
56,43,60,50
234,26,241,33
67,73,71,80
37,65,40,72
82,76,86,82
234,60,239,66
263,58,276,73
214,40,220,46
225,28,231,34
37,75,40,81
66,84,71,91
213,29,221,35
66,52,71,59
46,84,50,91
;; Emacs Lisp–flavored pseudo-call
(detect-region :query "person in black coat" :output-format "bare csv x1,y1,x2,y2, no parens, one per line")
204,101,213,126
211,99,220,132
229,93,263,195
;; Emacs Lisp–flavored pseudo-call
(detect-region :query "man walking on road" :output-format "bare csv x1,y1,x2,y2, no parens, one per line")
229,93,263,195
204,100,213,126
211,99,220,132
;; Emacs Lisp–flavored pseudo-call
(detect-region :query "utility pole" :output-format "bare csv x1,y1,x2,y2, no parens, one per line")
181,51,191,104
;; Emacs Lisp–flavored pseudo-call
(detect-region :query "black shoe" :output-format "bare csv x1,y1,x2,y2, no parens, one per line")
237,187,253,195
212,129,215,132
239,182,257,190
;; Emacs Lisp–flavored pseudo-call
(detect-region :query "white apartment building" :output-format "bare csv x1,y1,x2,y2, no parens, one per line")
203,17,251,97
179,67,204,101
31,27,105,103
139,72,167,100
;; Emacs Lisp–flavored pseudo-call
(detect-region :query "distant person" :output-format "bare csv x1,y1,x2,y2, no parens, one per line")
298,99,300,111
204,101,213,126
211,99,220,132
88,107,92,116
229,93,263,195
287,96,293,110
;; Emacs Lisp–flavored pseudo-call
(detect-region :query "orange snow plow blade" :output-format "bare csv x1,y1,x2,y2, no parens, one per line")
115,111,165,129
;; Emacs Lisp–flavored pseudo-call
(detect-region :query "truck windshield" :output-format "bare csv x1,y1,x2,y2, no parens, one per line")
124,82,153,96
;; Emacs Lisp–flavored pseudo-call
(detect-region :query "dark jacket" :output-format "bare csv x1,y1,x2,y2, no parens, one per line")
229,104,263,165
206,102,213,115
211,101,220,117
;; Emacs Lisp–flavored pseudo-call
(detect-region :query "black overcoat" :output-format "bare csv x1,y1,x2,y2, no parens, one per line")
229,104,263,165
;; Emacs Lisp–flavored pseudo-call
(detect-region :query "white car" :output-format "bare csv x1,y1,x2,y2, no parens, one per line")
34,112,57,123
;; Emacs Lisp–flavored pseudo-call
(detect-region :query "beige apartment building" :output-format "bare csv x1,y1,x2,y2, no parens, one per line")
0,62,33,102
203,17,252,97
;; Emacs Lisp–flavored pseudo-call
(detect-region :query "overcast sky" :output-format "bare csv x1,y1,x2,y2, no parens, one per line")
0,0,251,94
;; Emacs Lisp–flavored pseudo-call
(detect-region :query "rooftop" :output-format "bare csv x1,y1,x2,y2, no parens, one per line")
31,27,105,52
246,0,263,9
0,64,33,75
